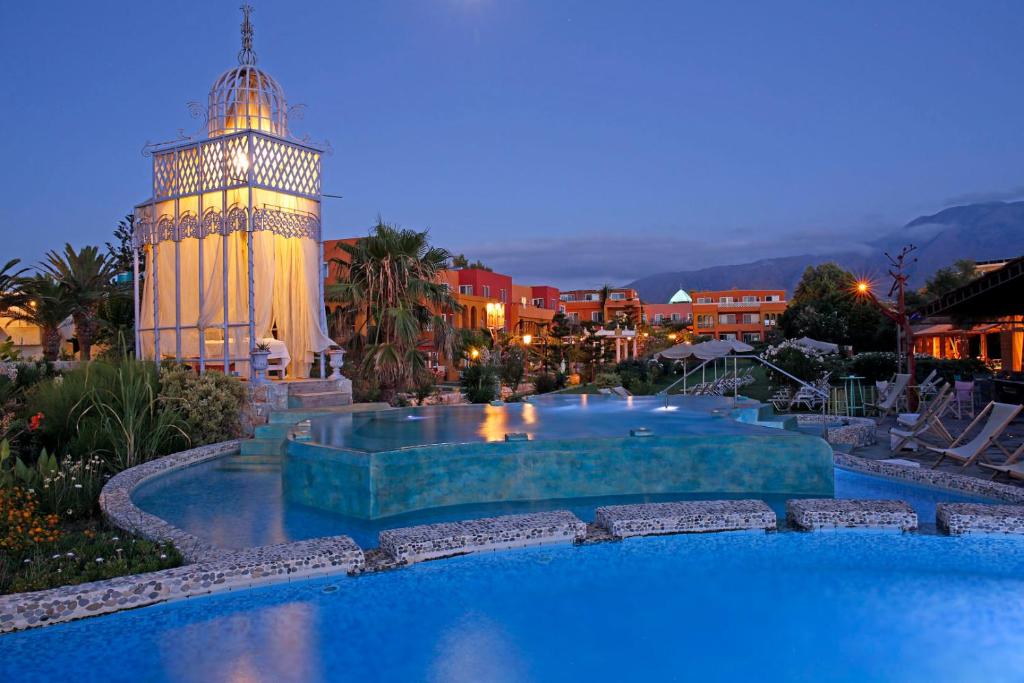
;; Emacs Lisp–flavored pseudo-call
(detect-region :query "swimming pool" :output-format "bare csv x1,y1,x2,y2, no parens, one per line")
133,457,989,549
4,532,1024,682
286,395,835,518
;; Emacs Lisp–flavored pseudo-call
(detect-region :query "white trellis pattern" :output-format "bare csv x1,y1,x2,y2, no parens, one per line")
151,132,320,200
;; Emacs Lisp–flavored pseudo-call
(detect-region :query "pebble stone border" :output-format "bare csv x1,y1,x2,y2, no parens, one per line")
834,452,1024,504
795,415,877,448
7,441,1024,634
99,441,243,562
936,503,1024,536
786,499,918,532
595,500,776,538
0,536,364,633
379,511,587,564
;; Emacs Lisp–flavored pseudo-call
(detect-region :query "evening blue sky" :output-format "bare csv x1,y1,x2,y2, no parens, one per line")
1,1,1022,288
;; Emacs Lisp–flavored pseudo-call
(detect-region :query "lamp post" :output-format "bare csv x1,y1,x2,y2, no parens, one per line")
855,245,918,408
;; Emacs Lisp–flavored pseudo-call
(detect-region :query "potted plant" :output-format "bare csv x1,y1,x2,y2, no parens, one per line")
328,346,346,380
251,341,272,384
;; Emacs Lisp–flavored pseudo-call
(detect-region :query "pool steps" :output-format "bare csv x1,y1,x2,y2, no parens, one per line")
937,503,1024,536
379,511,588,565
786,499,918,532
595,500,777,538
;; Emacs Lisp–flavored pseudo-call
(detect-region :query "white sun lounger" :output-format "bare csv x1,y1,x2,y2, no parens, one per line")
925,401,1023,469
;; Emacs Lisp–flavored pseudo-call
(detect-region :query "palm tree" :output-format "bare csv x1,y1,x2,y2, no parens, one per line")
0,258,27,315
6,275,74,361
42,244,114,360
326,219,461,403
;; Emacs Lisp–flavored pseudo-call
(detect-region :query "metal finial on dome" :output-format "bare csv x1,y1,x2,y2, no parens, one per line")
238,4,257,66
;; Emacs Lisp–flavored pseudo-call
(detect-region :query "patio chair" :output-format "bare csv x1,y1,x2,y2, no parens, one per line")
768,386,793,411
952,380,975,419
978,442,1024,480
792,384,826,411
889,386,954,452
865,373,910,419
925,401,1024,469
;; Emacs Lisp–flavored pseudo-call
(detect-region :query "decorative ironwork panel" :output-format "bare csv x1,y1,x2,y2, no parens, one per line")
132,204,319,247
253,207,320,240
151,132,320,200
251,136,320,197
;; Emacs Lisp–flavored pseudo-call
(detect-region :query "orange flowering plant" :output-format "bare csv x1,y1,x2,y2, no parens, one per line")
0,486,60,552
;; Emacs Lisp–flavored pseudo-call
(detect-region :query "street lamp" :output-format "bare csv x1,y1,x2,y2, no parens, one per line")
522,334,533,346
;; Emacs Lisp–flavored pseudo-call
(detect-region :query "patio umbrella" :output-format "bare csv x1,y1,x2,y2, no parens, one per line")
793,337,839,354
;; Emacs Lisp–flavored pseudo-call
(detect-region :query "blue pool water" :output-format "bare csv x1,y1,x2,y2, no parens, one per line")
311,394,758,452
134,458,990,549
4,532,1024,682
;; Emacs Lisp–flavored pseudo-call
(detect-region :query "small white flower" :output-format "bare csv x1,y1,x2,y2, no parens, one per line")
74,484,83,489
159,554,167,559
51,554,60,559
66,552,75,557
95,558,104,563
23,559,31,564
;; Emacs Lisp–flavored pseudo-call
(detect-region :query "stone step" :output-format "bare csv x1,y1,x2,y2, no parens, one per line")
240,438,286,456
595,500,777,539
288,391,351,409
379,511,587,565
287,379,347,395
254,423,292,440
786,499,917,532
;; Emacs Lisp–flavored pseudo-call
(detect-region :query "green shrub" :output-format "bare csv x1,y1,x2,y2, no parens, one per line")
594,372,623,388
499,346,526,390
848,352,897,382
915,356,988,384
159,366,246,446
533,372,559,394
460,363,499,403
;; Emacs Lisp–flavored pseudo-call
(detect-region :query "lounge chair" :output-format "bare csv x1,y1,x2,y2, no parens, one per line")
925,401,1024,469
978,442,1024,480
889,386,954,452
865,373,910,418
769,386,793,411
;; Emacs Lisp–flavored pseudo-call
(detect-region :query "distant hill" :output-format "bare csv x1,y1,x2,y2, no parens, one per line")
627,201,1024,303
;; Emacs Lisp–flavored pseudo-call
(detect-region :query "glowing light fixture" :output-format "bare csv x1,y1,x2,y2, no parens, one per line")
522,334,533,346
856,281,870,294
470,348,480,360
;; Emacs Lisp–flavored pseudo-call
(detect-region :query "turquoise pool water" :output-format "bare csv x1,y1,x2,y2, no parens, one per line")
309,395,748,452
4,532,1024,682
134,460,989,549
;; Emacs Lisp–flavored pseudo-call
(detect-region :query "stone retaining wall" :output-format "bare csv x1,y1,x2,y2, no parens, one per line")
379,511,587,564
795,415,877,448
786,499,917,532
595,500,776,538
0,536,364,633
834,452,1024,504
937,503,1024,536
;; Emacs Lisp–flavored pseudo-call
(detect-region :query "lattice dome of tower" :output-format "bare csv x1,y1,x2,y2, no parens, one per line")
207,64,288,138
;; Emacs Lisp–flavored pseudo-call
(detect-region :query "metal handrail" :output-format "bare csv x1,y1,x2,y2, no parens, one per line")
658,354,828,400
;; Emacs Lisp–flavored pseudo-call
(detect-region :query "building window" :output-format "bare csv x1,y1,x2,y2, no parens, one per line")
584,293,600,302
532,297,545,308
719,314,737,324
482,285,491,298
743,295,757,303
591,311,603,322
499,288,506,302
609,292,625,300
654,313,664,323
560,294,575,302
764,313,778,326
696,297,712,304
569,312,579,321
719,297,733,304
720,333,737,341
741,313,759,324
765,294,781,302
559,305,566,314
671,313,681,322
743,332,761,343
459,285,473,296
697,314,715,329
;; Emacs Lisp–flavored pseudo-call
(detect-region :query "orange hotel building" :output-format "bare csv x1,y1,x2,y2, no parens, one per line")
691,289,786,343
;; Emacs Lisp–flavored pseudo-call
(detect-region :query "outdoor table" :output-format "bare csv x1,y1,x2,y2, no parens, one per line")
841,375,866,416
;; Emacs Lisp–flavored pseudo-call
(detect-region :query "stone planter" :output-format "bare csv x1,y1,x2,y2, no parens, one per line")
328,349,346,380
251,350,270,384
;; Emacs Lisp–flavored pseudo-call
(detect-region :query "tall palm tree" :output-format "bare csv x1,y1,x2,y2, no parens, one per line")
42,244,114,360
0,258,27,315
6,275,74,361
326,219,462,402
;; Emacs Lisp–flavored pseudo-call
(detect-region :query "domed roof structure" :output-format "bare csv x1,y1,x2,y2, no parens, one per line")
206,6,288,138
668,288,692,304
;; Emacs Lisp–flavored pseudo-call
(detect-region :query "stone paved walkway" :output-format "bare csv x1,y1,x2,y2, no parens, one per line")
831,411,1024,489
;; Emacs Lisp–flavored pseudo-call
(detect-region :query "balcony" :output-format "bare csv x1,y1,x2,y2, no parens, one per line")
715,300,786,308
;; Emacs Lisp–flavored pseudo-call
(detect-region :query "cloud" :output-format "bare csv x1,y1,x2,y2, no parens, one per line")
450,223,891,289
941,186,1024,206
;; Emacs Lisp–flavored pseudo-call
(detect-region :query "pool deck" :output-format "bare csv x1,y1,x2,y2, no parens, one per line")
835,412,1024,490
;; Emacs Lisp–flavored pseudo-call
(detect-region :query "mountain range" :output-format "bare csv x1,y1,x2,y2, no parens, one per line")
626,201,1024,303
